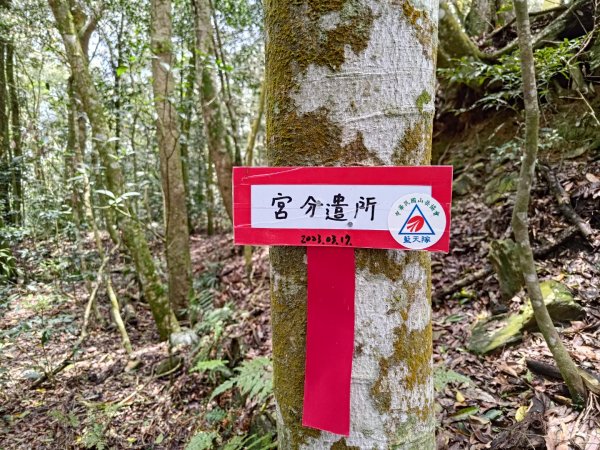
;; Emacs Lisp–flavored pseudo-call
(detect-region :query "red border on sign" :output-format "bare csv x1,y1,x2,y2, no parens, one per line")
233,166,453,252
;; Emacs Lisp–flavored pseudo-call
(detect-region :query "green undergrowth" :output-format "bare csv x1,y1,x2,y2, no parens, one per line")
439,37,586,110
186,267,276,449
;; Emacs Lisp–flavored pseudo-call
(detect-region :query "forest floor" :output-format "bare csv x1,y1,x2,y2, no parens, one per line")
1,108,600,449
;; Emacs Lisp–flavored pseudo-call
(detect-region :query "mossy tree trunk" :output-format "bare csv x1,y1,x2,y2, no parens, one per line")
49,0,180,340
192,0,234,223
511,0,586,402
6,39,22,225
265,0,438,447
465,0,498,36
438,1,486,68
0,31,10,223
150,0,193,316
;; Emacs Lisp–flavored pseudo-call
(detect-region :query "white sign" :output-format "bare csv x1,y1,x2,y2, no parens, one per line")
251,184,431,230
388,193,447,249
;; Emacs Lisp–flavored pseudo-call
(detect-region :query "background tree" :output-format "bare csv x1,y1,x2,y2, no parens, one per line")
49,0,180,339
150,0,193,316
510,0,586,402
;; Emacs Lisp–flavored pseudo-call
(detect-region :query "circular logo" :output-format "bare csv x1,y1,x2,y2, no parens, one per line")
388,193,446,249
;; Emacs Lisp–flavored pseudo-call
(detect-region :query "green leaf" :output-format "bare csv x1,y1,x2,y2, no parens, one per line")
95,189,116,200
210,379,235,400
191,359,229,373
484,409,503,421
450,406,479,421
185,431,218,450
116,66,128,77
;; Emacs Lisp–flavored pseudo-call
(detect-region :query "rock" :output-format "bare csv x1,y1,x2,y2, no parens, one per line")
488,239,524,302
484,172,518,205
453,173,477,196
169,328,199,349
469,281,584,354
22,369,43,381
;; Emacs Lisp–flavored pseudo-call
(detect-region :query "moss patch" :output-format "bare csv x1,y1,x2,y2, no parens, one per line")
391,118,433,166
416,90,431,114
269,247,321,447
331,438,360,450
368,252,433,423
395,0,435,58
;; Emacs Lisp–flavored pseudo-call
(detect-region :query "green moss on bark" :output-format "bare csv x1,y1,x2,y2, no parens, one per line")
396,0,435,58
270,247,320,447
331,438,360,450
364,252,434,427
391,118,433,166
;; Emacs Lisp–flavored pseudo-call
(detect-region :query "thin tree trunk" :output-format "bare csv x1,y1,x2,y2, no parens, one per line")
6,41,22,225
205,150,214,235
192,0,233,223
150,0,193,316
207,0,242,166
0,37,11,222
49,0,180,340
180,43,196,230
266,0,438,447
244,79,265,167
511,0,586,403
243,81,265,275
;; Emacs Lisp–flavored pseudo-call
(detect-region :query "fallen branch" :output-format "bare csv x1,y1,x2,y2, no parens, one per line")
526,358,600,395
434,226,578,300
540,165,595,242
484,4,568,46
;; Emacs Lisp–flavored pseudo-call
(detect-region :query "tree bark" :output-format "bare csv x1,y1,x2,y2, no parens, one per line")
511,0,586,403
466,0,497,36
150,0,193,316
192,0,234,222
49,0,180,340
438,1,486,68
266,0,438,447
0,36,10,222
6,41,22,225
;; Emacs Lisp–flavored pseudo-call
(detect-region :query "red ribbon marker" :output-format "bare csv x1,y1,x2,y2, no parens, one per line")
303,246,355,436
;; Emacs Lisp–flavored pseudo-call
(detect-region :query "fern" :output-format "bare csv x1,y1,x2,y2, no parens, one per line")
185,431,218,450
221,433,277,450
192,359,229,373
211,357,273,405
82,423,107,450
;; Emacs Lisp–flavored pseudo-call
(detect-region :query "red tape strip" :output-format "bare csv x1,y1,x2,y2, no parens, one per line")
303,246,355,436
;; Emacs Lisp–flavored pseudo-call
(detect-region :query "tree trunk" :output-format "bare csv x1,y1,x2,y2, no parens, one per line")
511,0,586,403
466,0,497,36
265,0,438,447
49,0,180,340
0,37,10,223
179,42,196,230
150,0,193,316
205,150,215,235
438,1,486,68
6,41,22,225
192,0,234,222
